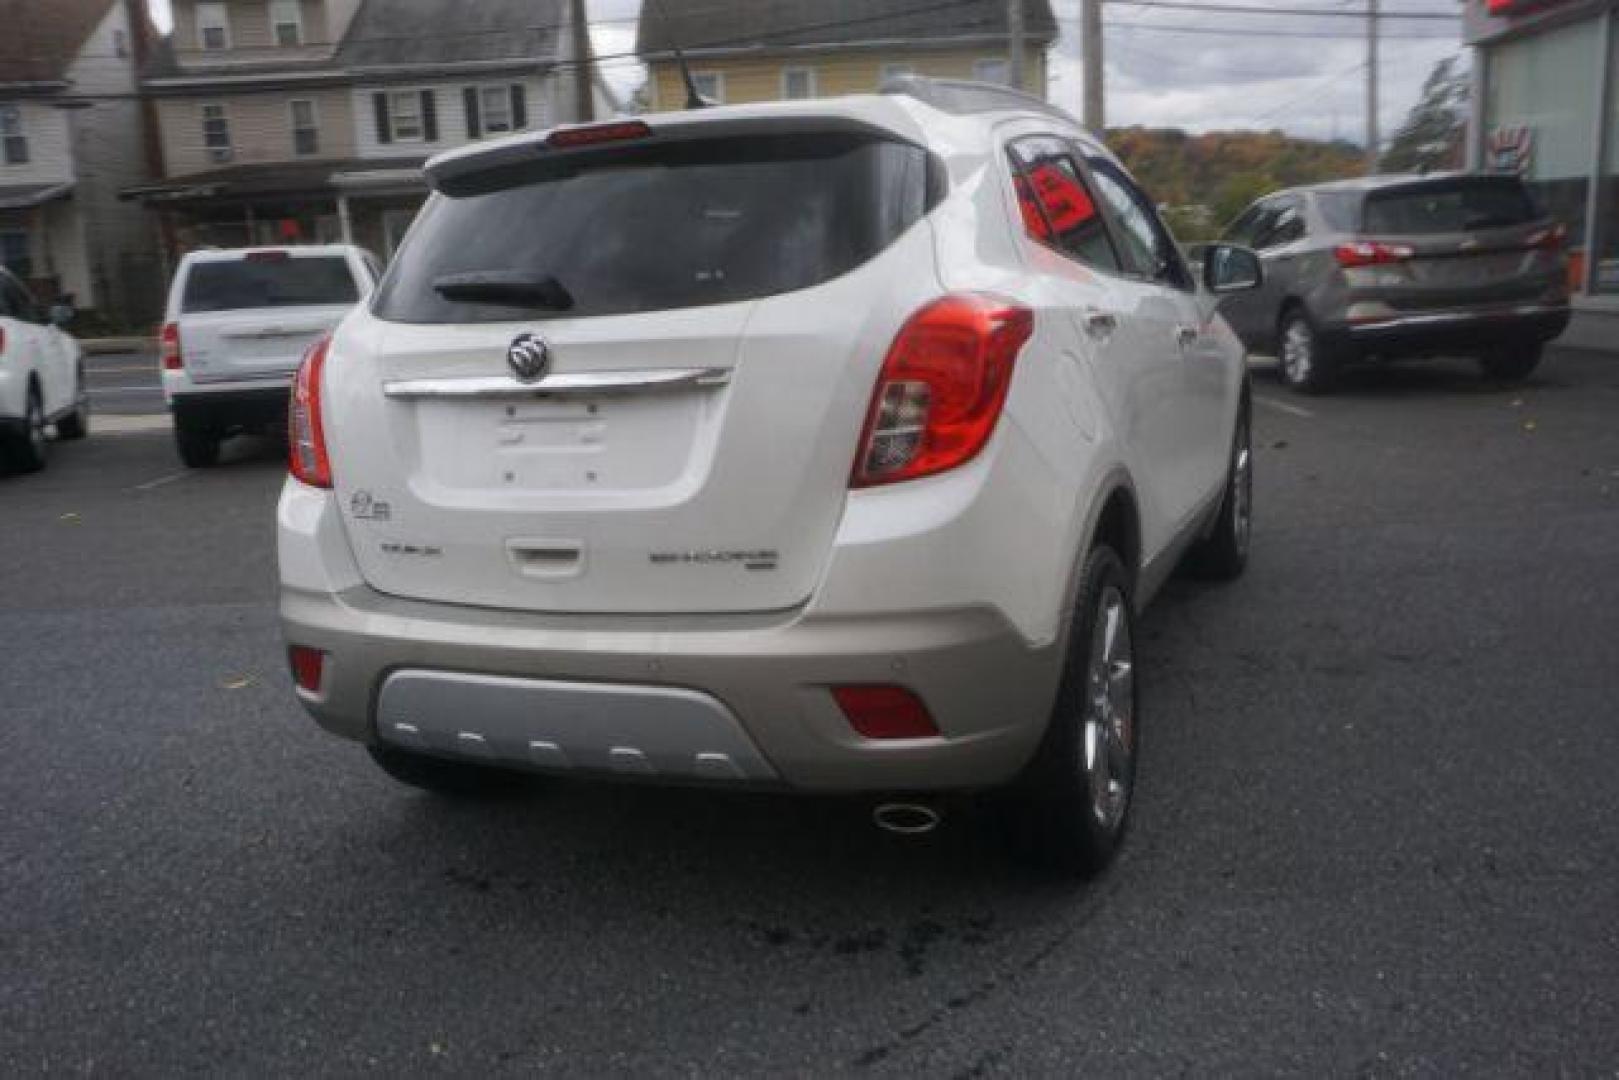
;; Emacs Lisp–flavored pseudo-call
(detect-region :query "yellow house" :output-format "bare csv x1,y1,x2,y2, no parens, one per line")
636,0,1057,111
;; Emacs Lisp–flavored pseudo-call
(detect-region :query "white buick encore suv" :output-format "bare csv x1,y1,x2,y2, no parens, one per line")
278,79,1263,874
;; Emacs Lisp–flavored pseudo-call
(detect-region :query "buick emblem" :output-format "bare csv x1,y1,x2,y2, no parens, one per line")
507,333,551,383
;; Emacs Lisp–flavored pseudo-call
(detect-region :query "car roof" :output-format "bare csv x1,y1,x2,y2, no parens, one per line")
179,245,364,264
1281,172,1505,199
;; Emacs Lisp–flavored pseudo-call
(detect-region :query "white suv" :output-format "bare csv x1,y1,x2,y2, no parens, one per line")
278,81,1263,873
1,267,87,474
161,245,377,467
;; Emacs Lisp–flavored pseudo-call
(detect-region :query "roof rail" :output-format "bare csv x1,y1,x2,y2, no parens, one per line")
880,75,1084,129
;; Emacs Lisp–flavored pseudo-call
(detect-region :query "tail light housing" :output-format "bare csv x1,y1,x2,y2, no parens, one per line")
289,336,332,488
851,294,1033,488
159,322,182,371
832,685,939,740
1334,241,1414,268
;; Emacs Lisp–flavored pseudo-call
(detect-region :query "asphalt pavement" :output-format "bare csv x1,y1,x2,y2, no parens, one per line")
3,349,1617,1074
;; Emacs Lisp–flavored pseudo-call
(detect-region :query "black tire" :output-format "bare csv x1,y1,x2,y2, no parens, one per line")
174,422,221,469
1184,393,1252,581
5,386,49,473
367,745,536,799
1277,307,1338,395
56,367,90,440
1000,545,1139,877
1478,344,1543,383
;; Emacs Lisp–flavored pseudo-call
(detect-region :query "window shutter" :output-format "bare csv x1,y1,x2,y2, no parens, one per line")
463,87,481,139
421,90,438,142
510,84,528,130
373,93,392,144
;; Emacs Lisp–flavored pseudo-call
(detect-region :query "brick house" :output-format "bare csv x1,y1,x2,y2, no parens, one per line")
0,0,162,323
636,0,1058,111
132,0,590,261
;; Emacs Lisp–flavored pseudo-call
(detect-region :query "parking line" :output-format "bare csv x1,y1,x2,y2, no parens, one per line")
1254,395,1315,419
131,472,186,492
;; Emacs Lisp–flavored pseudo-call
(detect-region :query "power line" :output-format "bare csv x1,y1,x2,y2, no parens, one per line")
1092,18,1455,39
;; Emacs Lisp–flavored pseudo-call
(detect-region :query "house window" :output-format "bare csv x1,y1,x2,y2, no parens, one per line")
973,58,1010,85
480,86,513,133
1,231,30,281
196,2,230,50
270,0,303,47
290,99,319,155
880,62,915,85
201,103,231,161
388,91,424,141
781,66,816,100
1,105,27,165
113,29,129,57
692,72,724,104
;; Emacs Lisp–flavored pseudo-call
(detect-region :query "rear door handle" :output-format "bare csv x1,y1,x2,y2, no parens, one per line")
1082,310,1119,341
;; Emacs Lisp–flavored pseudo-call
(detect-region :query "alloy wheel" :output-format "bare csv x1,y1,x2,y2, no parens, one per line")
1281,318,1313,385
1081,585,1135,831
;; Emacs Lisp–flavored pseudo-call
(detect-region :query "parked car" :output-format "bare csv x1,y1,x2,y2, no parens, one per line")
277,80,1263,874
0,267,87,473
1217,173,1570,393
161,245,380,467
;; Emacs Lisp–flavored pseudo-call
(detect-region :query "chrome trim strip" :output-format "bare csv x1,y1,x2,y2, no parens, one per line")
382,367,732,400
1346,304,1569,334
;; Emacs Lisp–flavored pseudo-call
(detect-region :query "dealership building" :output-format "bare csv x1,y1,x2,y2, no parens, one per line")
1466,0,1618,344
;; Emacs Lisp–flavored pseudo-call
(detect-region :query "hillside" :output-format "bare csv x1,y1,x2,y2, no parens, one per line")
1105,127,1365,238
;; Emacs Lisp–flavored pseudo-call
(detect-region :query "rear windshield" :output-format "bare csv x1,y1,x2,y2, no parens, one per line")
372,131,937,324
182,256,359,313
1362,178,1538,236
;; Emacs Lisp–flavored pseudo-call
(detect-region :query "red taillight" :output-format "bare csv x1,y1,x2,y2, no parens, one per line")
289,336,332,489
851,294,1033,488
160,322,182,371
546,120,653,148
289,646,325,693
832,685,939,740
1334,241,1414,268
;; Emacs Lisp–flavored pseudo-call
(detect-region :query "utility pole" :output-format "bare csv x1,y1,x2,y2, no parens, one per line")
1008,0,1026,93
1082,0,1104,132
1365,0,1379,174
570,0,596,122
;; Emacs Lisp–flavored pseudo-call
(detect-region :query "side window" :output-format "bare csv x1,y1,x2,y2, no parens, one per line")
1085,157,1193,290
1007,136,1121,273
1223,202,1270,247
1255,199,1305,250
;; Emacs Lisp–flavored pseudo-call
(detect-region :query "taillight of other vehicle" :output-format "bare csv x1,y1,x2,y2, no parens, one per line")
851,294,1033,488
159,322,182,371
288,336,333,489
1334,241,1415,268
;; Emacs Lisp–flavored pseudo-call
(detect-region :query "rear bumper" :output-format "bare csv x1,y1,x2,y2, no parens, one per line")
281,582,1062,794
171,385,290,432
1324,302,1571,357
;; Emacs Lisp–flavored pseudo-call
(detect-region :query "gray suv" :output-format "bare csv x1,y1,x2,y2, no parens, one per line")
1217,173,1570,393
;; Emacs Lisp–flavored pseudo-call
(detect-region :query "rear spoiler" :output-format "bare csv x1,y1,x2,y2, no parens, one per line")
424,116,931,198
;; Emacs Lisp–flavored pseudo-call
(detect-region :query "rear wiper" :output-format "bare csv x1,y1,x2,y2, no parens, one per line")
432,271,574,310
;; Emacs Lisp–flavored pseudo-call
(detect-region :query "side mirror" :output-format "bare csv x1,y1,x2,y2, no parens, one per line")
49,305,75,329
1200,243,1263,293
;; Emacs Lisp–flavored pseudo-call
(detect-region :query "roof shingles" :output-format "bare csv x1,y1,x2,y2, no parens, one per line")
0,0,117,85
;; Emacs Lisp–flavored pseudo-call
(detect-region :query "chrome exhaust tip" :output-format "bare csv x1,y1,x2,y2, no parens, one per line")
872,802,941,836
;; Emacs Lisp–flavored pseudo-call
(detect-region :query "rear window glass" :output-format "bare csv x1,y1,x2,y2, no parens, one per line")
1362,178,1538,235
372,131,937,324
182,256,359,313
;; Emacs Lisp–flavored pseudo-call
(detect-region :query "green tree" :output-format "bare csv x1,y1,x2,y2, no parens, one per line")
1381,57,1469,174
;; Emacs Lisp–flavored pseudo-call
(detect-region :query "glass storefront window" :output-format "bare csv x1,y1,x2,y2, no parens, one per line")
1485,17,1601,291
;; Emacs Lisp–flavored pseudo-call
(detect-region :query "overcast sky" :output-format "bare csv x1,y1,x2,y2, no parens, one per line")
147,0,1465,147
